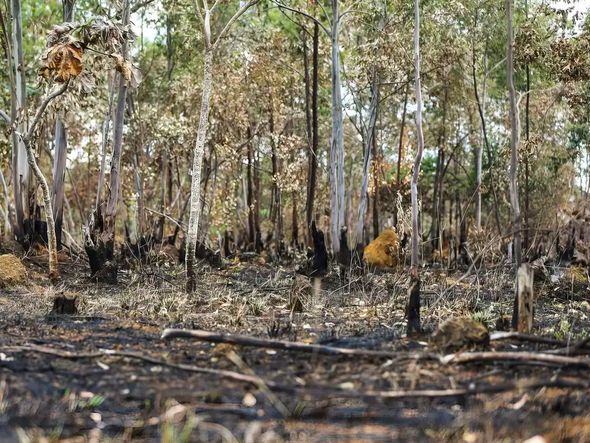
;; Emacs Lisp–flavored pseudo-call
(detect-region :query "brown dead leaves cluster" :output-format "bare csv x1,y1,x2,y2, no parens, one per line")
40,40,84,82
110,53,142,88
39,21,141,88
39,24,83,82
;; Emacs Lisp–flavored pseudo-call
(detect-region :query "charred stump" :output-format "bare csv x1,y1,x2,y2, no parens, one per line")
310,221,328,277
406,275,421,336
338,226,351,267
50,295,78,315
84,207,118,284
512,263,534,332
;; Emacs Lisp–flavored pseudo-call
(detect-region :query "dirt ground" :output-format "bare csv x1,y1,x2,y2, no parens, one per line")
1,254,590,442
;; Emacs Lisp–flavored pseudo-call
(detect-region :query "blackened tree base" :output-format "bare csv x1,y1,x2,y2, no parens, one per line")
85,207,118,284
85,241,118,284
406,276,421,336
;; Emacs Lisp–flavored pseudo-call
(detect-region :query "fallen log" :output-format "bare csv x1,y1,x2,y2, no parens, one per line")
161,328,436,360
442,351,590,368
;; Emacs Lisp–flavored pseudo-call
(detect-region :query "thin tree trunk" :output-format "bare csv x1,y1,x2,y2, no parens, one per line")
269,94,282,253
292,191,299,248
330,0,345,255
185,0,257,291
394,83,409,229
157,149,167,242
17,82,70,279
10,0,28,242
0,167,14,237
186,47,213,292
430,86,447,251
51,119,67,249
86,0,130,282
51,0,75,250
524,0,530,253
132,148,144,236
96,75,116,211
408,0,424,336
371,127,380,239
246,130,255,247
23,136,59,278
253,140,262,253
103,34,129,243
472,31,502,234
306,22,319,243
507,0,521,268
507,0,522,328
354,68,379,248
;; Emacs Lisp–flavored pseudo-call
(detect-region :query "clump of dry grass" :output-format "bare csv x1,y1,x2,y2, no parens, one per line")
0,254,28,287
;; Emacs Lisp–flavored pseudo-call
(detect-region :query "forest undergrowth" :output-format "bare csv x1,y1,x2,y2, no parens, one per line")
1,250,589,443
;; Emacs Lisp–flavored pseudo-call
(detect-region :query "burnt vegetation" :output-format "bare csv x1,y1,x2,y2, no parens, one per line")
1,0,590,441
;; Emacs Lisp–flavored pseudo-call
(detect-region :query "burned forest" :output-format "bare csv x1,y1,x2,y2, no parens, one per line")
2,0,590,442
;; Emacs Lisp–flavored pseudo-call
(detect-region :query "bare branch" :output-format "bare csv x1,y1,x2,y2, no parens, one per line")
0,108,10,125
192,0,205,26
270,1,330,37
210,0,222,13
213,0,260,48
26,81,69,141
339,0,361,21
130,0,157,14
162,328,436,360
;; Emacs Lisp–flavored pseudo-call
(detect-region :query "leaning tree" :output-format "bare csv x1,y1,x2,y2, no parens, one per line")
185,0,259,293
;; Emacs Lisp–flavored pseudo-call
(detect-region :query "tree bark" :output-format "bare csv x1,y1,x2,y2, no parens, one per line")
471,28,502,235
10,0,28,242
22,136,59,278
506,0,521,268
304,23,319,246
507,0,522,329
51,0,75,250
523,0,530,253
411,4,424,272
186,47,213,292
430,86,447,252
371,129,380,240
86,0,130,283
354,68,379,248
96,75,116,211
269,94,282,254
16,81,70,279
246,128,255,247
51,119,67,249
329,0,345,255
408,0,424,335
393,83,409,229
305,22,319,243
185,0,258,291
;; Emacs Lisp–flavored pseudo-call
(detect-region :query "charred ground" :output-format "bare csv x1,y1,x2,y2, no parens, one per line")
1,254,589,442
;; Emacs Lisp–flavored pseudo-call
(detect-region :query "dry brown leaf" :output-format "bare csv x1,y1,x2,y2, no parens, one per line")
40,43,83,82
110,53,142,87
111,53,131,81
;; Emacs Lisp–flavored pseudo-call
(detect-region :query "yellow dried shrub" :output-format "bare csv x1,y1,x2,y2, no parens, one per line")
0,254,27,287
363,229,399,269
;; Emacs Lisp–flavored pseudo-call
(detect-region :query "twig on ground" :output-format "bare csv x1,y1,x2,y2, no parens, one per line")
6,344,271,387
548,336,590,356
489,331,568,347
161,328,436,360
442,351,590,368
